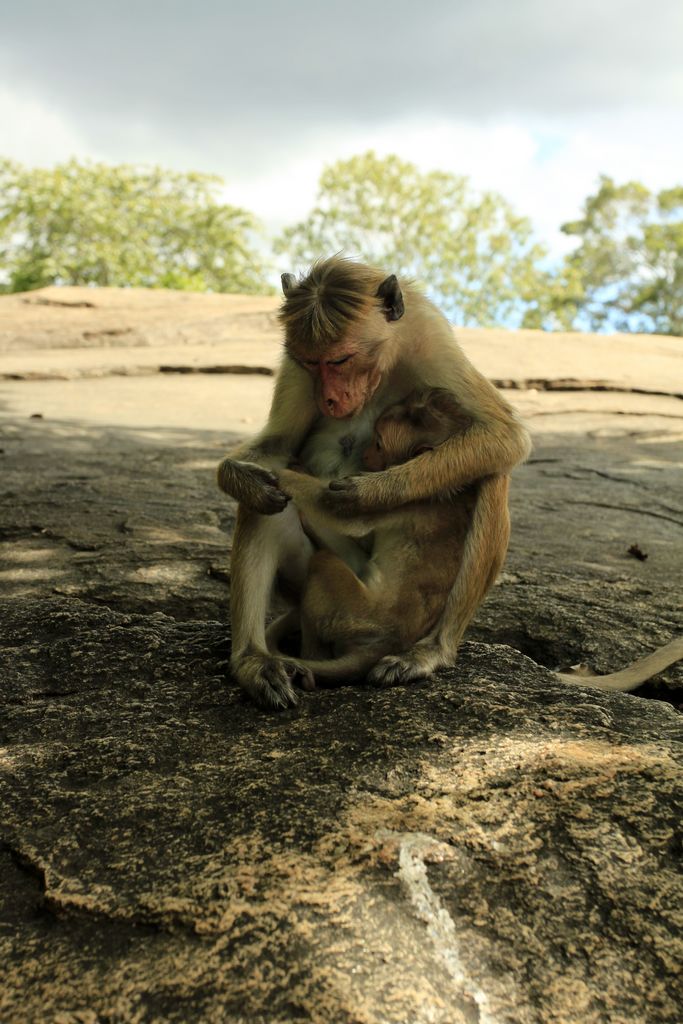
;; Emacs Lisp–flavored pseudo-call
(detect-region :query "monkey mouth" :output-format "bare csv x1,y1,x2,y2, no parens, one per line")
322,407,354,420
319,398,356,419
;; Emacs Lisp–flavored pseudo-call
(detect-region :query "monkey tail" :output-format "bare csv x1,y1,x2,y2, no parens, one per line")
293,646,391,684
556,637,683,692
428,477,682,693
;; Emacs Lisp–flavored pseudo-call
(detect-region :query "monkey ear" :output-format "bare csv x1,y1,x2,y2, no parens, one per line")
281,273,297,296
376,275,405,322
402,391,431,425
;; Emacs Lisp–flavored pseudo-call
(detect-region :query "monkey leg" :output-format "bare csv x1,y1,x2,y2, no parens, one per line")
265,608,302,654
368,475,510,687
299,549,388,667
230,502,315,708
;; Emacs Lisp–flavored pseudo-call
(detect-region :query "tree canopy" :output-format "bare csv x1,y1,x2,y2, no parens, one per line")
275,151,549,329
0,159,270,294
1,153,681,336
556,176,683,336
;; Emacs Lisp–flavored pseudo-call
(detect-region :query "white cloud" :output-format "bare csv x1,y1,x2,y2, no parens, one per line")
1,2,680,274
222,108,683,261
3,83,681,270
0,85,95,166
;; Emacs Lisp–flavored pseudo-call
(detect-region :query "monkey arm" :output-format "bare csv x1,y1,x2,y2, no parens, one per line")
217,359,318,513
326,412,531,513
278,468,381,538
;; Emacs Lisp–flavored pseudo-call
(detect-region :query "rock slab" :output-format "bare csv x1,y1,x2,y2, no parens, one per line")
2,596,681,1024
1,290,682,1022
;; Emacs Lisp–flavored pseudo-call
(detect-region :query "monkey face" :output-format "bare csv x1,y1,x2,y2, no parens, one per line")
362,417,413,471
364,407,443,471
296,344,382,419
361,433,387,472
280,262,403,419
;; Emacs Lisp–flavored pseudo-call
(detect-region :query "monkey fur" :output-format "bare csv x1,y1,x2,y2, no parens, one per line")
268,388,504,685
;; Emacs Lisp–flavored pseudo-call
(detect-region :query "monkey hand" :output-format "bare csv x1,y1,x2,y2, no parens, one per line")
277,468,326,502
327,469,407,513
323,475,365,515
217,458,290,515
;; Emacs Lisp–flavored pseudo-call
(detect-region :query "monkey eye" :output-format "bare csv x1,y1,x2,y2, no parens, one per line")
327,354,353,367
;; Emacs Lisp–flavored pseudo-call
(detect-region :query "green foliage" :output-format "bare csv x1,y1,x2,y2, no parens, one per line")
274,151,549,328
3,153,680,337
556,176,683,335
0,158,271,294
520,262,587,332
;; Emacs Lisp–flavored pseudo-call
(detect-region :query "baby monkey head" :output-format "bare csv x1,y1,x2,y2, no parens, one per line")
362,388,472,471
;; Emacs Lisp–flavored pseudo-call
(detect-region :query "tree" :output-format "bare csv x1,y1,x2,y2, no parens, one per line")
558,176,683,336
0,158,270,294
274,151,548,328
519,261,586,332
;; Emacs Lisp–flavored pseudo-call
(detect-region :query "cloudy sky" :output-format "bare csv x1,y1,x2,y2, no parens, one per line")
2,0,682,259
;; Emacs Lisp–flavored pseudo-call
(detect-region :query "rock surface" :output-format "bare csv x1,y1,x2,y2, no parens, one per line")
1,288,682,1023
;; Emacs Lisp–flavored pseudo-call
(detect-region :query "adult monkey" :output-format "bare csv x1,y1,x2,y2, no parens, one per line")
217,256,530,709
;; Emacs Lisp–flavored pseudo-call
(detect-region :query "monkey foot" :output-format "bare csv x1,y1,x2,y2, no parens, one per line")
234,653,315,710
367,651,435,688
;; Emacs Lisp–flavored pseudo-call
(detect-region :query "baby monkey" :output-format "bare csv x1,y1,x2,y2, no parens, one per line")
273,388,508,685
360,387,471,472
